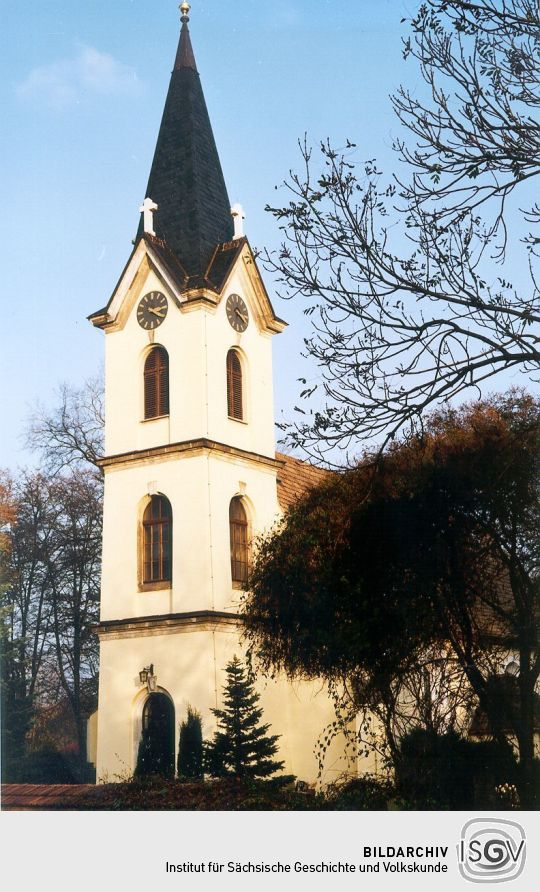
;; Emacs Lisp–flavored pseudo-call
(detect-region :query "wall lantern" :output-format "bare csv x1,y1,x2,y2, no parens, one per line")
139,664,157,691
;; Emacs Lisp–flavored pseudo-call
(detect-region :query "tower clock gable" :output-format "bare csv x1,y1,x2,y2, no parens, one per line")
88,239,184,334
89,233,286,458
89,236,285,336
216,240,286,336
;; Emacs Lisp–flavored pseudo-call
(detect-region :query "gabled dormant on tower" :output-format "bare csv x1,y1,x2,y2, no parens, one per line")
88,3,351,784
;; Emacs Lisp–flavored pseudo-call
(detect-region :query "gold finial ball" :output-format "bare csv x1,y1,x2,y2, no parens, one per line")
180,2,191,21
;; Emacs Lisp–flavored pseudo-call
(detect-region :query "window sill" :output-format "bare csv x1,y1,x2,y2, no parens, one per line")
228,415,248,425
141,415,169,424
138,581,171,593
232,581,247,591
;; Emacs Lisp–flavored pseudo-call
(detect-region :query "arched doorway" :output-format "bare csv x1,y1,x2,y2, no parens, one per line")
135,693,175,778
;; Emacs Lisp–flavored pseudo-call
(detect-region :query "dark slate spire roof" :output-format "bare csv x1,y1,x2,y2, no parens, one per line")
136,8,234,278
174,13,197,70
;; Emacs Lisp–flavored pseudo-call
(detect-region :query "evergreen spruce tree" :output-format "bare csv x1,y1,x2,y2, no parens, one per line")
205,656,284,779
177,705,203,779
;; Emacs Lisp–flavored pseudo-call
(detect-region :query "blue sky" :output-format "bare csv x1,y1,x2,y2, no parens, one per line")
0,0,456,467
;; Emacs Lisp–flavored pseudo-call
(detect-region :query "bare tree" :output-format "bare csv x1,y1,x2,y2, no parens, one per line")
1,468,101,766
41,471,101,760
1,473,55,747
314,652,476,778
266,0,540,462
1,472,57,772
2,371,104,773
27,373,104,475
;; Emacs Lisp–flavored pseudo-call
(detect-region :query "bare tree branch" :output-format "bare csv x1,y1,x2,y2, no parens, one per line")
265,1,540,463
26,373,104,476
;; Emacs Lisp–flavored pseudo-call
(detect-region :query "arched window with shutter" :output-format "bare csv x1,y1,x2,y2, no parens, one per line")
226,349,243,421
144,346,169,419
229,497,249,586
142,495,172,584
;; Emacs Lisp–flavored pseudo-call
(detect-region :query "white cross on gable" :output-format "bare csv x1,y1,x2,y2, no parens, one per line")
139,197,158,236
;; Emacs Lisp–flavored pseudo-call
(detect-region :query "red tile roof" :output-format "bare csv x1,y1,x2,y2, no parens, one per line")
275,452,334,513
1,784,94,811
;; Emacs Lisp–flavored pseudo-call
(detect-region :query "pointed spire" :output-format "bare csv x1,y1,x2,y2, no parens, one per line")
137,2,234,278
175,3,197,71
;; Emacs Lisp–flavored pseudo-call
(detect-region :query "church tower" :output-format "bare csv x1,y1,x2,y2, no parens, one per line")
89,4,351,784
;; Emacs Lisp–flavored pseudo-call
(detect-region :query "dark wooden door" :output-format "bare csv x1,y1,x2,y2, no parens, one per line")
136,693,175,777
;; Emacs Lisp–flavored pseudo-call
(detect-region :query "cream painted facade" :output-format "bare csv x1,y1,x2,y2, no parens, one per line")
90,7,364,787
97,622,352,785
102,243,276,459
93,240,357,785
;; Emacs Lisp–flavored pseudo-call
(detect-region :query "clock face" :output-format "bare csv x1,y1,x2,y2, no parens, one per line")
137,291,168,330
226,294,249,332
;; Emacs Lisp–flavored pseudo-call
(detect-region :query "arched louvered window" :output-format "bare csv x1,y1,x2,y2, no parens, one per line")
143,495,172,584
229,497,249,586
226,349,243,420
144,346,169,419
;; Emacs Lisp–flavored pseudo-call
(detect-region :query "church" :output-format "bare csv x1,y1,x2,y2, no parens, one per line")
87,4,359,785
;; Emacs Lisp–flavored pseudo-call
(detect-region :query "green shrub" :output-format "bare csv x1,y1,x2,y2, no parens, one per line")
177,706,203,779
11,746,77,784
70,777,326,811
326,774,394,810
395,729,518,809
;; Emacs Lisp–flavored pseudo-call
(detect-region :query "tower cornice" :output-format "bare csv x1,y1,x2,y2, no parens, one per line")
96,610,241,640
98,437,283,473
